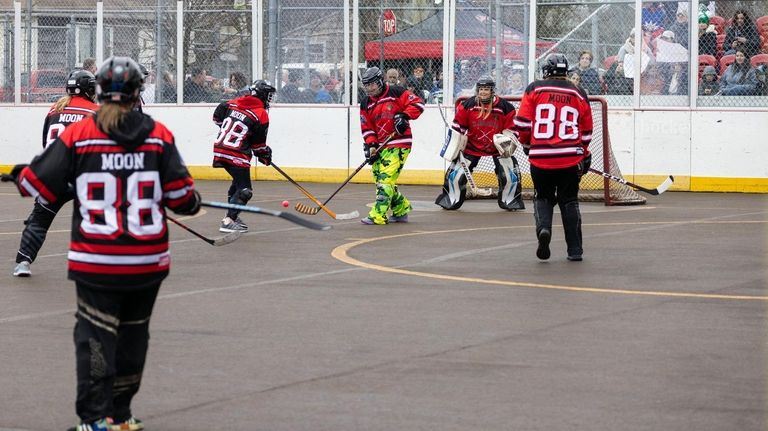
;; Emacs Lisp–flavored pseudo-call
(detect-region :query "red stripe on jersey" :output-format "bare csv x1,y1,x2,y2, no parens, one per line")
134,144,163,153
70,241,169,255
164,177,194,190
69,261,170,274
19,169,57,203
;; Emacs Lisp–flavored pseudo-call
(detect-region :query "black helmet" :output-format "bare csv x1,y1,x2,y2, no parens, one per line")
95,56,143,104
66,69,96,100
475,76,495,103
542,53,569,78
361,66,384,96
249,79,277,107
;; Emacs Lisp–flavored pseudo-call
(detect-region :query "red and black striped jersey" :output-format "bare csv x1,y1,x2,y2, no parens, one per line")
42,96,98,148
17,113,197,290
360,84,424,149
514,79,593,169
452,96,516,157
212,95,269,168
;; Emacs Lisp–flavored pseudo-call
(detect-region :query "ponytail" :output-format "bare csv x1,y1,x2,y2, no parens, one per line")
95,103,131,135
52,95,72,113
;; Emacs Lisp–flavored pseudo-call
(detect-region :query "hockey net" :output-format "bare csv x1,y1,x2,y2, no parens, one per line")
456,96,645,206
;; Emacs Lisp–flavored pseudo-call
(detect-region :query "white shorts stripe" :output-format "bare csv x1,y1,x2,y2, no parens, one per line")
68,250,170,265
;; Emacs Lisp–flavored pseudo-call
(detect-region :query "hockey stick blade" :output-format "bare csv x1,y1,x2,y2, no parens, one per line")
271,163,338,219
589,168,674,196
200,201,331,231
167,216,242,246
294,202,359,220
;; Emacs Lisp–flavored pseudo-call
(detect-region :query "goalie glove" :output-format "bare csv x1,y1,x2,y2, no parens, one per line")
364,143,380,165
253,145,272,166
393,113,410,135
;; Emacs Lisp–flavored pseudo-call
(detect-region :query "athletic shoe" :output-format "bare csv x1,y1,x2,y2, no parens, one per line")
360,217,386,225
567,254,583,262
389,214,409,223
13,261,31,277
220,217,248,233
536,228,551,260
110,416,144,431
67,418,113,431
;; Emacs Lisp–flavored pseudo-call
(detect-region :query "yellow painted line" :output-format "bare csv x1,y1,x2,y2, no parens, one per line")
331,222,768,301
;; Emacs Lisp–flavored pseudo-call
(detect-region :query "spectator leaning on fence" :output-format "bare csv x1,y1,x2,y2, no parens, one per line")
719,48,759,95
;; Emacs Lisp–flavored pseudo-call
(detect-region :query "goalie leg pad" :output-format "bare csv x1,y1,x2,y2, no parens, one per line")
435,160,467,210
439,129,468,161
495,156,525,210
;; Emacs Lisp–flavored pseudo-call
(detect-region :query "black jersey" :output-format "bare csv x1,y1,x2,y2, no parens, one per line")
18,112,197,290
41,96,98,148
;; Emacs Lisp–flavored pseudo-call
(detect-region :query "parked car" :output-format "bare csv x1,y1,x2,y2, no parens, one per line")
23,69,68,103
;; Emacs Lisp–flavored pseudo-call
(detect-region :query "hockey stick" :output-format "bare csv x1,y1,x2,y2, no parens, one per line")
297,133,396,214
436,101,493,197
167,215,242,246
589,168,674,196
200,201,331,231
270,162,358,220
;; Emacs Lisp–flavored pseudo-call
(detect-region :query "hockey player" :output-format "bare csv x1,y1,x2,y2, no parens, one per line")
12,69,99,277
359,66,424,225
514,53,593,261
3,56,201,431
211,79,276,232
435,76,524,211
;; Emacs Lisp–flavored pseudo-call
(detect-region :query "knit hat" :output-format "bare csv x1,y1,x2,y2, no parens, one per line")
702,65,717,76
698,12,709,24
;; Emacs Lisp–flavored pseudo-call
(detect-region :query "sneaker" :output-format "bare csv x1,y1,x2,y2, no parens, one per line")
389,214,409,223
67,418,113,431
360,217,386,225
219,217,248,233
13,261,31,277
110,416,144,431
536,228,551,260
567,254,583,262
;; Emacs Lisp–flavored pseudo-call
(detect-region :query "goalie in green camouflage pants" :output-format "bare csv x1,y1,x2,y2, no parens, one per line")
367,147,412,224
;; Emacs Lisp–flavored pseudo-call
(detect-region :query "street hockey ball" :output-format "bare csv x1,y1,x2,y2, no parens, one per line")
282,200,290,207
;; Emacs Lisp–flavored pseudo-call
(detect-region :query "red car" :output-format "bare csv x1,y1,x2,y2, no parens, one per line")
23,69,68,103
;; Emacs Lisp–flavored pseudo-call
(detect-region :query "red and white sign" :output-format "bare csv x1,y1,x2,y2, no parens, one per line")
382,10,397,36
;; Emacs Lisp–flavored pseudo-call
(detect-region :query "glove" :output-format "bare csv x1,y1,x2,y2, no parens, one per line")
393,113,410,135
253,145,272,166
174,190,201,216
364,144,380,165
577,153,592,177
522,145,530,156
0,164,28,183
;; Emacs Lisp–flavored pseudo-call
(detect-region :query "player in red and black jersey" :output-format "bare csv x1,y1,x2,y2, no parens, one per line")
13,70,99,277
6,57,200,431
514,53,594,261
211,79,276,233
359,66,424,225
435,76,525,211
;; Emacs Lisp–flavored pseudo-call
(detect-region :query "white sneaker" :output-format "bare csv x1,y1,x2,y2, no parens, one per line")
13,261,31,277
219,217,248,233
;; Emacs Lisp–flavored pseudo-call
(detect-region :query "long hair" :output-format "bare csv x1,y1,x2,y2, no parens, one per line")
95,103,132,135
52,95,72,112
475,96,493,120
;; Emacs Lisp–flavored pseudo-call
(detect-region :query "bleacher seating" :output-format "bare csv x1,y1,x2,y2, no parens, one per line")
751,53,768,68
709,15,725,35
719,54,736,75
698,54,717,78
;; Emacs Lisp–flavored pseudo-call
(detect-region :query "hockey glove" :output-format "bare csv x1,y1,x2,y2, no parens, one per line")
0,164,28,183
173,190,202,216
522,144,530,156
364,144,380,165
393,113,410,135
578,153,592,177
253,145,272,166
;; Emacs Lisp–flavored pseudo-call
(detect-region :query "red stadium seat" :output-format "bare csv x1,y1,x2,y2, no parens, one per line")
709,15,725,35
750,53,768,68
602,55,617,70
698,54,717,78
756,16,768,38
719,54,736,73
716,33,726,58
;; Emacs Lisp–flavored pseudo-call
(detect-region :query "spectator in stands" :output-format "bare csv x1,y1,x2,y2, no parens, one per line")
567,70,583,90
309,77,333,103
640,64,665,95
504,71,525,96
406,64,431,100
642,2,667,32
698,65,719,95
698,12,718,56
667,7,690,48
720,48,759,95
277,70,310,103
184,67,214,103
82,58,97,74
755,65,768,96
661,62,688,95
386,68,402,86
724,10,761,58
224,71,250,99
570,50,603,95
160,71,176,103
604,60,634,95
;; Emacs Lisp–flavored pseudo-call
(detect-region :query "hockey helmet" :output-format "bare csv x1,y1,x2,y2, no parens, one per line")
95,56,143,104
475,76,495,102
66,69,96,100
542,53,569,78
249,79,277,107
361,66,384,96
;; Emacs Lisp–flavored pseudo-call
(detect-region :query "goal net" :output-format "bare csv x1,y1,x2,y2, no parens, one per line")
456,96,646,206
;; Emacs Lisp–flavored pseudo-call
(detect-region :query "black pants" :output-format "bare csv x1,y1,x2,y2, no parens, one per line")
16,192,72,264
531,164,583,256
224,165,252,219
74,282,160,423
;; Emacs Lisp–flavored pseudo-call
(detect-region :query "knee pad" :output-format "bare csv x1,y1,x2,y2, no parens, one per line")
230,188,253,205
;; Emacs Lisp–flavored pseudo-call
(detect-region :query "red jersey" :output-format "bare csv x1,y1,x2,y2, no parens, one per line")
212,95,270,168
514,79,593,169
17,113,197,290
360,84,424,149
452,96,516,157
42,95,98,148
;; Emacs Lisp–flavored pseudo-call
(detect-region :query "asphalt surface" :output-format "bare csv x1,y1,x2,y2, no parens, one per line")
1,180,766,431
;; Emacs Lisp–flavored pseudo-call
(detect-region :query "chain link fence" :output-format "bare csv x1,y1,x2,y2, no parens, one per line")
0,0,764,106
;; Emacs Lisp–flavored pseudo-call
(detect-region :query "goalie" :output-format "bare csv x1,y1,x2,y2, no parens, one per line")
435,77,525,211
